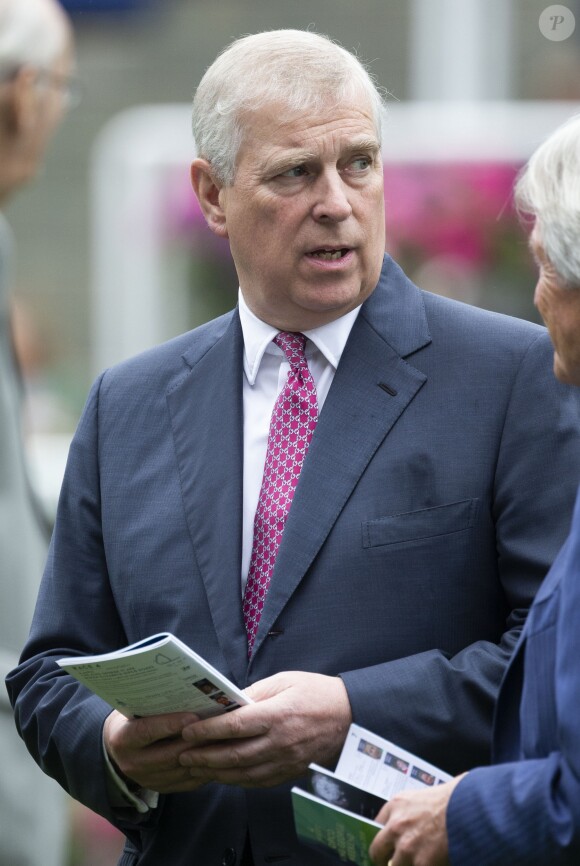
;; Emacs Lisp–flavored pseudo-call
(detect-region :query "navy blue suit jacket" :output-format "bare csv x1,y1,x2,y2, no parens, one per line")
7,256,580,866
448,486,580,865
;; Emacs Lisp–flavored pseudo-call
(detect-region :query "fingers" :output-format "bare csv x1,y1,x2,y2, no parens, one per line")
368,828,394,865
105,710,199,751
180,732,266,770
182,703,270,746
104,710,202,792
178,724,308,785
178,702,307,786
369,804,394,866
178,671,352,789
178,711,289,786
368,782,459,866
374,800,392,824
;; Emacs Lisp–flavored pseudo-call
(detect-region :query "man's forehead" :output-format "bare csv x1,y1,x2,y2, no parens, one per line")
245,94,376,135
240,104,379,161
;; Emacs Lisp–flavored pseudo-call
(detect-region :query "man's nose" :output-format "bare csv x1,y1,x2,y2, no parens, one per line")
311,171,352,222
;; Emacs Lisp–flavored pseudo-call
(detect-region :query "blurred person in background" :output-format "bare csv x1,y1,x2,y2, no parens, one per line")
369,112,580,866
6,29,580,866
0,0,76,863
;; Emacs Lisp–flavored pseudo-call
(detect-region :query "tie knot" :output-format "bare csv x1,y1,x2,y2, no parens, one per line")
274,331,307,368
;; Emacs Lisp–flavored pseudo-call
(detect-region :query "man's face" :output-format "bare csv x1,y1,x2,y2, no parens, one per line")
531,225,580,386
202,97,385,331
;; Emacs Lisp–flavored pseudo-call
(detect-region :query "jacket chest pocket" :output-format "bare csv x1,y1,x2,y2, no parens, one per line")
362,498,477,548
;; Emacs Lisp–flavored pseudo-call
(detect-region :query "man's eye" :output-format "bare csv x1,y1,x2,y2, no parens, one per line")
281,165,307,178
350,157,372,171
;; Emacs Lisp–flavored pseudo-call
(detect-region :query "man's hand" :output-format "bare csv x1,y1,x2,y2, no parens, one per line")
103,709,201,793
369,774,466,866
178,671,352,788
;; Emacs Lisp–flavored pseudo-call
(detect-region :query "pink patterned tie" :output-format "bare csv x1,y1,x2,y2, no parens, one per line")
243,332,318,655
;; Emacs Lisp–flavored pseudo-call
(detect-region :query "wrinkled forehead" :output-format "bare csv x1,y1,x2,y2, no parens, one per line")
237,91,380,152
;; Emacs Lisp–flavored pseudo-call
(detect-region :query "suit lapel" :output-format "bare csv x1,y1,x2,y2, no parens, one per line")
167,312,248,685
251,257,431,655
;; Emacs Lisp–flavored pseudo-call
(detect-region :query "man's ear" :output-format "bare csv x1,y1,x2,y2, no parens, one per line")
190,158,228,239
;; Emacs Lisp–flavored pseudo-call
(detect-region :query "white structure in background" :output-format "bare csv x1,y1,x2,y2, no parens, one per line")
91,104,194,376
409,0,514,100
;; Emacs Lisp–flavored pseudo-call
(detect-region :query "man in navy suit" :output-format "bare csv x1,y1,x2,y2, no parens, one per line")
369,113,580,866
7,30,580,866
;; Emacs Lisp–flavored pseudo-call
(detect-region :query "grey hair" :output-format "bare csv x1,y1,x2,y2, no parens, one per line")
0,0,70,70
515,112,580,289
192,29,388,186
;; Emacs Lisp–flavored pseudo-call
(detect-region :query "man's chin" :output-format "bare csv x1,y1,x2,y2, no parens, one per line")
298,295,363,323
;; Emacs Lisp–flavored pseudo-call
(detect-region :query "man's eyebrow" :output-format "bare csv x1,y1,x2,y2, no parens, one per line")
263,150,317,176
343,137,381,155
263,137,382,177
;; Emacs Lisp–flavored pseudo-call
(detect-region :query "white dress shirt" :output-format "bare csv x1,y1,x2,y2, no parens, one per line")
238,288,361,591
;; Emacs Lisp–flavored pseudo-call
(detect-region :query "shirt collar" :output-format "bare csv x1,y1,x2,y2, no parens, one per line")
238,288,361,385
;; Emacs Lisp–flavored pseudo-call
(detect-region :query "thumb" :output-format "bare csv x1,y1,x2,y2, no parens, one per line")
244,672,293,703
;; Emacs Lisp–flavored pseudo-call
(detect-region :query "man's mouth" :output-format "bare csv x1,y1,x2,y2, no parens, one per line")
306,248,350,261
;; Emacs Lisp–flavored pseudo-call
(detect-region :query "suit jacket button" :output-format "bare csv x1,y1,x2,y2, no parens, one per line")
222,848,237,866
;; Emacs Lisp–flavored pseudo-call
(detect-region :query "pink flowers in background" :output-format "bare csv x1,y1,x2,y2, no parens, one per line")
385,163,519,265
383,162,536,316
